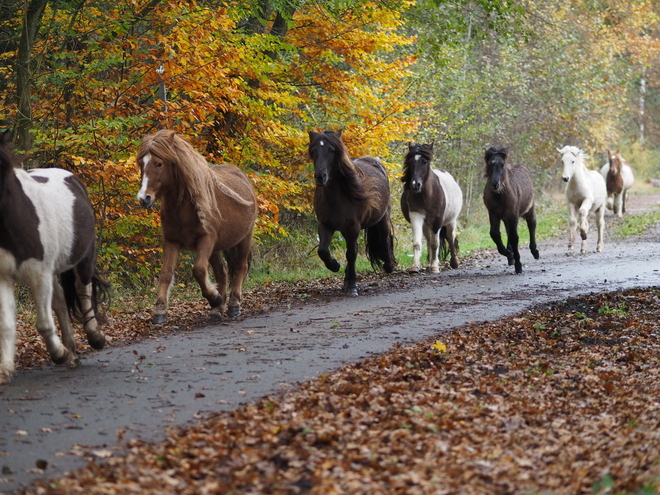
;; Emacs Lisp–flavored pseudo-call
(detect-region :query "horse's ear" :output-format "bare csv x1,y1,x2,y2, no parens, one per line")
1,130,11,146
336,129,343,137
308,130,317,140
408,142,413,150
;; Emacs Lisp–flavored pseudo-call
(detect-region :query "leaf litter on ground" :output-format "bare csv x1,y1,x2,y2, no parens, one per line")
19,286,660,495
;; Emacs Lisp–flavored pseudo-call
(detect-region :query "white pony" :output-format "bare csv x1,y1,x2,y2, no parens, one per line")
599,150,634,217
557,146,607,254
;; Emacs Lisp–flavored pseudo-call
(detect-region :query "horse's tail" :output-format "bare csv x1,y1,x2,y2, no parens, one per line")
225,245,253,280
365,212,397,274
439,226,459,261
61,269,111,325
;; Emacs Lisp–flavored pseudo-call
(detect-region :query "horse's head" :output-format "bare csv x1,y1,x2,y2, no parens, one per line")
608,149,622,175
484,146,509,193
308,129,344,187
402,142,434,193
557,145,584,182
136,130,179,208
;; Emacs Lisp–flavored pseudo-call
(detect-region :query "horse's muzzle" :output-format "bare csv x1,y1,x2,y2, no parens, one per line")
139,195,155,208
315,174,328,187
562,177,569,183
411,181,423,193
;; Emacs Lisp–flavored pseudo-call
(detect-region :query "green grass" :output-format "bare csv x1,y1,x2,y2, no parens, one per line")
610,208,660,238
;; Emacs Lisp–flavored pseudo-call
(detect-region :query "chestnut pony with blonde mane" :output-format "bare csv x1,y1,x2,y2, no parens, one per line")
137,130,257,323
308,129,396,296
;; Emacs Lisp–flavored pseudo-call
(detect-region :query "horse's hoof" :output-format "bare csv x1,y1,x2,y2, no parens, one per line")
532,250,540,259
209,294,223,308
515,264,523,274
343,285,359,297
209,309,222,322
51,348,69,365
328,260,341,273
409,266,420,274
384,262,395,274
227,306,241,318
88,333,106,350
430,266,440,274
450,259,459,269
152,313,167,325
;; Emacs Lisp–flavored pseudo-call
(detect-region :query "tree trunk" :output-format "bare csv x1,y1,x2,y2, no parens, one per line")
15,0,49,154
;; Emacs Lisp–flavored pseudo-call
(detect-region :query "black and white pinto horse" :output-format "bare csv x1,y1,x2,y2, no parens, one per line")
0,131,108,383
401,143,463,272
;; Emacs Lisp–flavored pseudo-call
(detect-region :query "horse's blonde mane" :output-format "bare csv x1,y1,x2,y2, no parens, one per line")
138,130,252,234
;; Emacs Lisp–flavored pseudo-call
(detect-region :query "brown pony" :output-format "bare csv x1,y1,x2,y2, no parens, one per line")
483,146,539,274
308,130,396,296
137,130,257,323
601,150,635,217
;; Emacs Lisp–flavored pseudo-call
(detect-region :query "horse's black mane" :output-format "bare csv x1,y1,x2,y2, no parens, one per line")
401,143,433,185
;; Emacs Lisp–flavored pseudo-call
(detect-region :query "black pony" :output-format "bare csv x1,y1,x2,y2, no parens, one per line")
482,146,539,274
308,129,396,296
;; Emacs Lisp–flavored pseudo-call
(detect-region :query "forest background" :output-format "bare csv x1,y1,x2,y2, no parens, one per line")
1,0,659,291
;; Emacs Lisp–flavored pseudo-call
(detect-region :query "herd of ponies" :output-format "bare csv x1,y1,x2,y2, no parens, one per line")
0,128,635,383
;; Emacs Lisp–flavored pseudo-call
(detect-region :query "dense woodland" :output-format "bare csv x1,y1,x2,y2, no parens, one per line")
0,0,659,287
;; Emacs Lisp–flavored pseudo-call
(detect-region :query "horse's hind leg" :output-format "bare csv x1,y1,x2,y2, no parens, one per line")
31,273,69,365
595,206,605,252
0,279,17,383
51,276,77,355
209,251,228,320
74,271,106,350
524,206,540,260
153,240,180,324
444,221,460,269
226,238,252,317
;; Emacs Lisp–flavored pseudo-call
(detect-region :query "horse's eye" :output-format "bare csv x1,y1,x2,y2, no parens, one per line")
156,162,163,168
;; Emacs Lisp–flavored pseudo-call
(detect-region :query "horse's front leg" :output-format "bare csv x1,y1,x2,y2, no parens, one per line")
578,200,593,254
0,279,17,384
424,224,440,273
153,240,180,324
343,230,360,297
504,217,522,274
318,224,340,272
209,251,228,320
225,237,252,318
409,212,425,272
567,204,577,250
524,206,540,260
488,212,511,261
192,237,223,311
613,193,623,217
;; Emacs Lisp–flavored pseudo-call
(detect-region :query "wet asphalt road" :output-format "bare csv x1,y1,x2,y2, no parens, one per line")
1,207,659,493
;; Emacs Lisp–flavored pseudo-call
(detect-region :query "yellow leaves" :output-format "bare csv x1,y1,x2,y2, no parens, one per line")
432,341,447,353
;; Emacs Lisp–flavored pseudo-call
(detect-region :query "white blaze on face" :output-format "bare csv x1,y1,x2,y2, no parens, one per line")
415,154,421,161
137,153,152,202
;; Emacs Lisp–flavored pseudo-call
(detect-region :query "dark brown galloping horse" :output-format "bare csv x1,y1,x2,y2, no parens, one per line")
137,130,257,323
483,146,539,274
308,130,396,296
